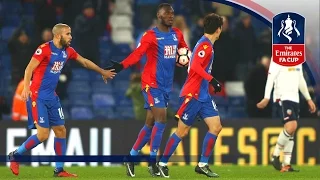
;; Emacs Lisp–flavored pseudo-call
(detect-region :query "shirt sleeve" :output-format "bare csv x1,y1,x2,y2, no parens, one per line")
67,47,79,60
298,67,311,100
264,59,281,99
121,31,153,69
32,43,49,62
173,28,189,49
189,42,213,81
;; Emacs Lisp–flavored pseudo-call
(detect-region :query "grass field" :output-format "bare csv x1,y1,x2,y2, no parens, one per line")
1,165,319,179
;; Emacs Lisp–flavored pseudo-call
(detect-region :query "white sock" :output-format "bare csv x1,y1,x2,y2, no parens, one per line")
158,162,167,167
198,162,207,167
283,136,294,166
273,130,290,156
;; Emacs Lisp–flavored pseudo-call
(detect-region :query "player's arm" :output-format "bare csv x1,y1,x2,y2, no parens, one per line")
174,28,189,49
75,54,116,80
21,46,46,101
257,59,280,109
189,43,213,81
106,32,152,73
299,68,316,113
23,58,40,91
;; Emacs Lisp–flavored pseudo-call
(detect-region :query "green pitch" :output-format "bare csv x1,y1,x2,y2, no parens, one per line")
0,165,319,180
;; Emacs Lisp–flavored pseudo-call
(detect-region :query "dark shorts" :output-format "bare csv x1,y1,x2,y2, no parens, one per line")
281,100,300,124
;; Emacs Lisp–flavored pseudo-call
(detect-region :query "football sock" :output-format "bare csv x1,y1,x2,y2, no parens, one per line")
54,137,66,172
273,130,290,157
16,134,42,155
199,132,217,166
159,133,181,165
150,122,166,162
130,125,152,156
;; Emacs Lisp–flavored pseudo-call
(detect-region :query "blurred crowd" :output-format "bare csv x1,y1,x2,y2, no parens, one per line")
0,0,318,121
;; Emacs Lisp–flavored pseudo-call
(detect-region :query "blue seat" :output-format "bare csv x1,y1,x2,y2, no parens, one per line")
93,107,116,119
0,41,8,54
92,93,115,108
69,93,92,106
117,96,133,106
92,81,113,93
4,15,20,26
1,27,16,41
212,95,228,106
114,44,132,56
71,69,90,80
115,107,135,119
70,107,93,120
0,54,11,69
228,96,245,107
114,80,129,91
2,1,22,14
67,81,91,93
227,107,247,118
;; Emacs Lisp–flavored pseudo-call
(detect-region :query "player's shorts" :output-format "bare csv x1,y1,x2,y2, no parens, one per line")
272,100,282,119
26,96,65,129
175,96,219,126
142,87,169,110
281,100,300,124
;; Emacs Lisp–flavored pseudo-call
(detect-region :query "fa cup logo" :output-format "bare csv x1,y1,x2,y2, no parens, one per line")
277,15,300,43
272,12,305,66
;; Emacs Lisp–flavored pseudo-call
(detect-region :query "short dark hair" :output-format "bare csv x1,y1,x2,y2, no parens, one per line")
203,13,223,34
157,3,172,13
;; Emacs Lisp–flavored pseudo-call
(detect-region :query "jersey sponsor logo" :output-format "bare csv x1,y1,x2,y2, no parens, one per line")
164,45,177,59
35,48,42,55
51,52,58,55
50,61,64,74
198,50,205,58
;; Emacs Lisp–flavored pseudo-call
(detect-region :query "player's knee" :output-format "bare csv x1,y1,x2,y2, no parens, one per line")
209,124,222,135
53,126,67,138
37,131,50,142
175,127,189,138
285,121,297,135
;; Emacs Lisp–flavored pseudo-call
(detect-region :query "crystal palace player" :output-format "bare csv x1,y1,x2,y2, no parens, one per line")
105,3,188,177
8,23,116,177
157,13,223,178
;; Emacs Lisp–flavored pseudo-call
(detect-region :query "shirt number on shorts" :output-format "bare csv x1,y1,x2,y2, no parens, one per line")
58,108,65,119
211,100,218,111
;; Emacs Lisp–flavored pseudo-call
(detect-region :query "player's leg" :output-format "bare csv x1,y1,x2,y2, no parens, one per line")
271,101,284,170
194,100,221,178
49,97,77,177
273,101,299,172
129,110,154,156
158,96,199,178
143,88,168,176
125,110,154,177
280,101,299,172
8,98,50,176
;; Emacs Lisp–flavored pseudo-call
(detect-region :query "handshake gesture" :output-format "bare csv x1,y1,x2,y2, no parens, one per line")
101,60,124,83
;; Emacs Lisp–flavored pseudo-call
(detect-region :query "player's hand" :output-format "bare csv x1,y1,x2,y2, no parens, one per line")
101,69,117,83
21,87,32,102
210,77,221,93
307,99,316,113
257,98,270,109
105,60,123,73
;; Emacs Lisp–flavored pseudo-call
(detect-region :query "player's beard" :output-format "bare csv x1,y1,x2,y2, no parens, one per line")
60,37,69,47
160,17,173,27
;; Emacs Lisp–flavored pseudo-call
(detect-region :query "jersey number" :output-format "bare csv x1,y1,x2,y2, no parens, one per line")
58,108,65,119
